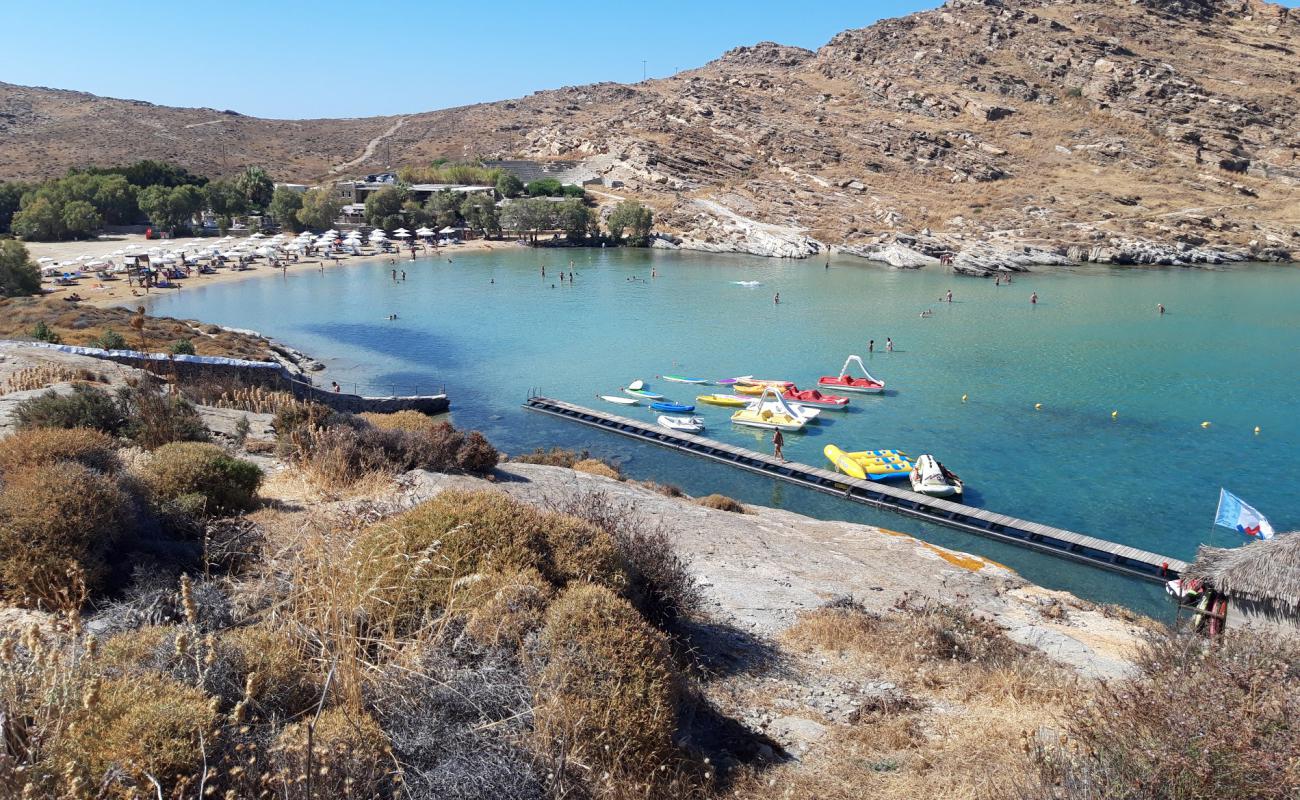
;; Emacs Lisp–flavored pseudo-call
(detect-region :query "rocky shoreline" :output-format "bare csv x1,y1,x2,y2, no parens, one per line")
657,222,1292,276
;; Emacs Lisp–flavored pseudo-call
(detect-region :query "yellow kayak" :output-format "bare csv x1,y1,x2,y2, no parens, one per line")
697,394,749,408
824,445,867,480
734,383,766,395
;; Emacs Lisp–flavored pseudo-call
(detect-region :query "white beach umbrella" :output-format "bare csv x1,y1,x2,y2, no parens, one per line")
392,227,409,234
250,232,265,239
415,227,434,237
393,231,411,238
37,257,55,263
323,229,338,236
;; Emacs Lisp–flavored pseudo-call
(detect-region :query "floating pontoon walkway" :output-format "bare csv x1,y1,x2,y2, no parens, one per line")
524,396,1187,583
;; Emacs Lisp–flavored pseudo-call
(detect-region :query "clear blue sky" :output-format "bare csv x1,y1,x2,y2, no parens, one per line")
1,0,935,119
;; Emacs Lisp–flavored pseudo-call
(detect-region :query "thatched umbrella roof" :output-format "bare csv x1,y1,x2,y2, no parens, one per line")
1186,533,1300,615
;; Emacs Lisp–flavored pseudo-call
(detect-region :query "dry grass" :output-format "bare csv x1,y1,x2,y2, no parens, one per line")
0,426,121,475
1035,629,1300,800
736,597,1081,800
0,364,105,395
0,294,272,359
359,409,439,433
694,493,749,513
270,707,395,799
185,381,306,416
574,457,623,480
511,446,589,467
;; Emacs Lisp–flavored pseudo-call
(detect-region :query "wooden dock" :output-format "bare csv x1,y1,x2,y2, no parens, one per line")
524,396,1187,583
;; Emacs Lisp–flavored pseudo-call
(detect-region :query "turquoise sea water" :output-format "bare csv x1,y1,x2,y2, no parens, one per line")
145,249,1300,616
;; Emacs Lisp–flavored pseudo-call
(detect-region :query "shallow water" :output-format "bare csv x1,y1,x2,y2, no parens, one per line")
146,248,1300,616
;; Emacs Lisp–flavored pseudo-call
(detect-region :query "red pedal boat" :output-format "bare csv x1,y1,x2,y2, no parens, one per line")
818,355,885,394
782,386,850,409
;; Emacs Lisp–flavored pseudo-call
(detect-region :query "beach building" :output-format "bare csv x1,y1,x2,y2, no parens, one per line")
1183,533,1300,636
332,172,399,207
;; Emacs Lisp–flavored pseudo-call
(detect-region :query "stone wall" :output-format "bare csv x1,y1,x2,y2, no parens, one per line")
0,341,449,415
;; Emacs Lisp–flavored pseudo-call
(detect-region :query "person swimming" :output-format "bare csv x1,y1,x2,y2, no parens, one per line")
1158,303,1165,315
774,292,780,304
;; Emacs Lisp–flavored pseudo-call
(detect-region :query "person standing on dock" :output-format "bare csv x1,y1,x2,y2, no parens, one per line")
772,429,785,461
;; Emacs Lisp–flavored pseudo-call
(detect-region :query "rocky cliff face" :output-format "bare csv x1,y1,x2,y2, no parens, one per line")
2,0,1296,266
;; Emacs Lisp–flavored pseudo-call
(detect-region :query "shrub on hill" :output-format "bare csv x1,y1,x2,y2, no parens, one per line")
52,673,217,799
462,567,555,651
0,427,120,475
357,490,623,632
0,462,131,608
359,409,438,433
573,457,622,480
1035,629,1300,800
13,384,126,434
533,583,681,776
694,493,748,513
142,442,262,518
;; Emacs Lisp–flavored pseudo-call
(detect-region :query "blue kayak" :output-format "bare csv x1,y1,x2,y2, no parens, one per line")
651,401,695,413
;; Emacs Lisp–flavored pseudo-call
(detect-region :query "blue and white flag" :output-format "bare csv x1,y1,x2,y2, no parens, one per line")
1214,489,1275,540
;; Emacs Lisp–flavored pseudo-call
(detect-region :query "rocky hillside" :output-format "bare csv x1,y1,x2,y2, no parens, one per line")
3,0,1297,266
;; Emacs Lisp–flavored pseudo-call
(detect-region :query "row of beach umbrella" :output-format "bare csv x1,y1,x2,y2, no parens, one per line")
37,225,441,277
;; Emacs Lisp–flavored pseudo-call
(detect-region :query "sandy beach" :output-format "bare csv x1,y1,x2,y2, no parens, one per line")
22,233,507,309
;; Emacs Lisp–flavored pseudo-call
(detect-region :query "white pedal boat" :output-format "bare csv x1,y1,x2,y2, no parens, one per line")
658,415,706,433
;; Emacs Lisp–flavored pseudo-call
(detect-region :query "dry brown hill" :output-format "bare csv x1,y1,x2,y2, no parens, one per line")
2,0,1297,262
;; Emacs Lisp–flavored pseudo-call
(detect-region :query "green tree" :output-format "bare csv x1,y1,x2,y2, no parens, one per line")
495,173,525,199
268,186,305,232
235,166,274,210
112,160,207,188
500,197,555,243
363,185,409,228
526,178,564,197
460,192,500,237
88,174,138,224
424,190,461,229
0,182,26,233
137,185,203,231
401,200,432,227
296,187,342,230
607,200,654,245
11,194,66,241
555,198,590,241
204,180,247,219
170,338,196,355
561,184,587,199
0,240,41,297
167,185,204,231
60,200,102,238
